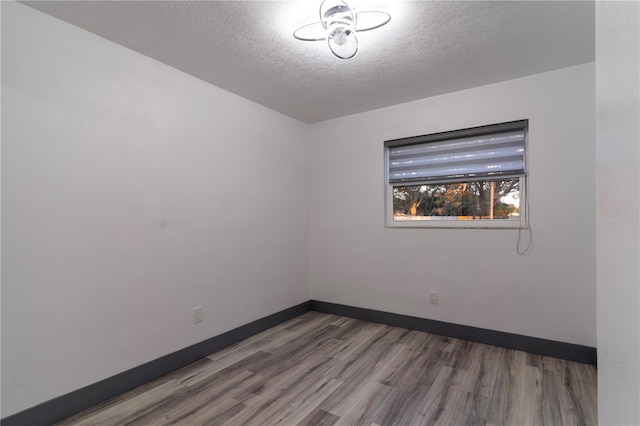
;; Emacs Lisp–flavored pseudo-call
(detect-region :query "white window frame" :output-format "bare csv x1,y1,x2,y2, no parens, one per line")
384,121,528,229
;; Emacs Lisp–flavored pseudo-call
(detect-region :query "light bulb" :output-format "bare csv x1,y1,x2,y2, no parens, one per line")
332,28,350,46
328,29,358,59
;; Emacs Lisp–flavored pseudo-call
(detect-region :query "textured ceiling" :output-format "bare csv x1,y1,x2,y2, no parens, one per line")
22,1,595,123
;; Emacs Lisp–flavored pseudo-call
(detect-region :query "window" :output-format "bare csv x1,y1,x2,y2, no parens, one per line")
384,120,528,228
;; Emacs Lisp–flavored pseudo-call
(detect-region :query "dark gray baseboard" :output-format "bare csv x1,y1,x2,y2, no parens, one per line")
311,300,597,365
2,299,596,426
0,301,311,426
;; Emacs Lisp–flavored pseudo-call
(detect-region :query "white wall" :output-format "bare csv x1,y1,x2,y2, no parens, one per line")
596,2,640,424
308,63,596,347
1,2,309,417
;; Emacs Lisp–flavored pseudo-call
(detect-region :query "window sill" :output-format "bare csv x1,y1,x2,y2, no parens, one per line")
386,220,526,230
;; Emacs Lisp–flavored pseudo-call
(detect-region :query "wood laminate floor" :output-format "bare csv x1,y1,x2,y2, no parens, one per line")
57,312,597,425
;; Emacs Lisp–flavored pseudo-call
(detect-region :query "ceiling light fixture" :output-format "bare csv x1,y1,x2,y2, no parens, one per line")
294,0,391,60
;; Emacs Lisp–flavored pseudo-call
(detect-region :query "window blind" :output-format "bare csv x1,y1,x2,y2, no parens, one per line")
387,120,527,184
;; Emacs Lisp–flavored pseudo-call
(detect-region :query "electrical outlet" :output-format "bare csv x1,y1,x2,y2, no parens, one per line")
193,306,203,324
430,291,439,305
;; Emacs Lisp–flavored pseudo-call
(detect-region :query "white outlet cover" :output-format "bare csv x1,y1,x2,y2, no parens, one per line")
193,306,203,324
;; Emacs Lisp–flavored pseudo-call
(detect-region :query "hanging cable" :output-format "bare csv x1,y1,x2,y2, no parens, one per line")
517,176,532,255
